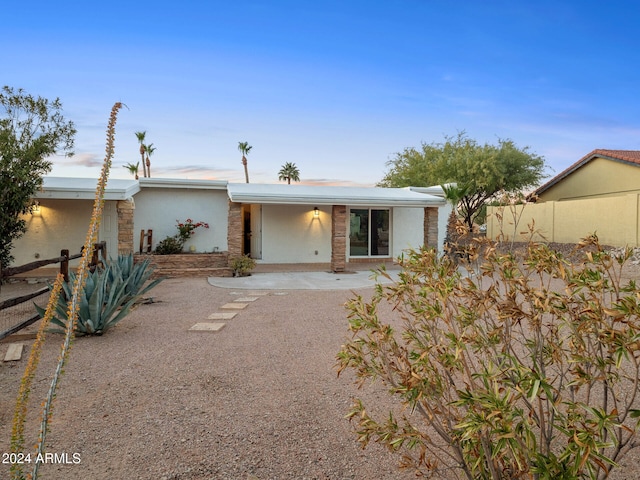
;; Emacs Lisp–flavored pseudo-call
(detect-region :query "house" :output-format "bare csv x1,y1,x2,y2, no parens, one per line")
12,177,449,274
531,149,640,202
486,149,640,247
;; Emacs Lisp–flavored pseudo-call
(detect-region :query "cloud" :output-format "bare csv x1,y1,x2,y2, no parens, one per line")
57,153,104,167
151,164,241,180
298,178,375,187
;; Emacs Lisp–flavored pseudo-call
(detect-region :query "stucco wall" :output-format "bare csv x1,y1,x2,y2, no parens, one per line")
12,199,106,267
487,194,640,247
538,158,640,202
261,204,331,263
391,207,423,257
134,187,228,253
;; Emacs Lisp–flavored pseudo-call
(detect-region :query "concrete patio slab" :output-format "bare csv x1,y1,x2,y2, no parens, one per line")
208,269,400,291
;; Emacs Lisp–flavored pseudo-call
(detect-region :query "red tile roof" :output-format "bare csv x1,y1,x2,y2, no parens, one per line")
532,149,640,198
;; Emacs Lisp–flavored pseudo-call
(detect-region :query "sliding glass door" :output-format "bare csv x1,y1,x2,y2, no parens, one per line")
349,208,390,257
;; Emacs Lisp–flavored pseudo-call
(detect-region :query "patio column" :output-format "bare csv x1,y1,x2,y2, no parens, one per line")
424,206,439,250
117,198,135,255
227,201,243,261
331,205,347,272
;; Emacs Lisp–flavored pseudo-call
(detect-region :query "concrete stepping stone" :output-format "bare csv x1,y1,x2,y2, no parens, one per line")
208,312,238,320
4,343,24,362
189,322,225,332
235,297,258,302
221,302,248,310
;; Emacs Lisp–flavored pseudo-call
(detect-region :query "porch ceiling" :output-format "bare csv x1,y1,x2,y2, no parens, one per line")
227,183,445,207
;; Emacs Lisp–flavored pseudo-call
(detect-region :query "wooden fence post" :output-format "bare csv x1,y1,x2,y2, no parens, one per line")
60,249,69,282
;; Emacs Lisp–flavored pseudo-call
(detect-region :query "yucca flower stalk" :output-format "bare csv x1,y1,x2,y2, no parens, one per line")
12,102,122,479
9,274,64,480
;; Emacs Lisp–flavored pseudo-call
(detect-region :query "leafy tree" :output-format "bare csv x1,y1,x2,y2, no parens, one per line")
0,86,76,269
278,161,301,184
379,132,547,229
238,141,252,183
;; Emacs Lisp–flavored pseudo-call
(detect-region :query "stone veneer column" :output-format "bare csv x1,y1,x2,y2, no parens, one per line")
424,206,439,250
116,199,135,255
331,205,347,272
227,201,243,261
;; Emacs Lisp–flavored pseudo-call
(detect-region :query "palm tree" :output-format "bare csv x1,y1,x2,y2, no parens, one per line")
238,141,252,183
278,162,301,184
144,143,155,178
123,162,140,180
135,131,147,177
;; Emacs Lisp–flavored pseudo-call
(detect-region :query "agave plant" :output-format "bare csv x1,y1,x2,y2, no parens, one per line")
106,254,163,302
35,255,163,335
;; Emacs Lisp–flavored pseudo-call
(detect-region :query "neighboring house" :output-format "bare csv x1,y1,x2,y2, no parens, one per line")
531,149,640,202
12,177,449,273
486,149,640,247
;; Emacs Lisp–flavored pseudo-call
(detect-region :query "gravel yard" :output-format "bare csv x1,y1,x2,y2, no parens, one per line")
1,249,640,479
1,277,415,480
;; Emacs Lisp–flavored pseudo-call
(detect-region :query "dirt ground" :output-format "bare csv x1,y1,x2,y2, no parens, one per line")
1,250,640,479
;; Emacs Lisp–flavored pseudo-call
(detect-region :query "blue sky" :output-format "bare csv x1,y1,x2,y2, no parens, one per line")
3,1,639,186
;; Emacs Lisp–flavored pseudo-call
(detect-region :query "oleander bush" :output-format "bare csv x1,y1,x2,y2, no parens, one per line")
337,234,640,480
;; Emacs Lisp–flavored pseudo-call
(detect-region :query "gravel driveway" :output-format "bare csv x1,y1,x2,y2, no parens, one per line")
0,277,414,480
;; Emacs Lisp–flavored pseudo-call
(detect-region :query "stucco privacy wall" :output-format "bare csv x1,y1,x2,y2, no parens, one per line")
12,199,100,267
486,194,640,247
133,186,228,253
260,204,332,263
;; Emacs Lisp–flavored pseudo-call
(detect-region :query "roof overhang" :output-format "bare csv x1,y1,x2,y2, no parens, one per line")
227,183,446,207
35,177,140,200
139,178,228,190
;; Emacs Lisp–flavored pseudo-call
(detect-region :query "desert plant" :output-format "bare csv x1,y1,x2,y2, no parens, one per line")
35,264,138,335
12,102,123,480
230,255,256,276
337,234,640,480
106,253,163,302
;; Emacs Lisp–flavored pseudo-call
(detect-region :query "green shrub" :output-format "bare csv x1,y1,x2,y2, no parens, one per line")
155,235,184,255
35,255,163,335
337,234,640,479
230,255,256,276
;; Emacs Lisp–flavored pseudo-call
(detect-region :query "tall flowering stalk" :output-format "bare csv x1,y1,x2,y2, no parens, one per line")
10,274,64,480
8,102,123,480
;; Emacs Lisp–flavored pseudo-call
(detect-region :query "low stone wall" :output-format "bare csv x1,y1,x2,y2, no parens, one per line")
140,252,231,278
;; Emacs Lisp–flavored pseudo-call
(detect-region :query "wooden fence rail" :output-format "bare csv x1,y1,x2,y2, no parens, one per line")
0,242,107,341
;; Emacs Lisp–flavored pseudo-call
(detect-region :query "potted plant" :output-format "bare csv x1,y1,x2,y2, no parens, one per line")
230,255,256,277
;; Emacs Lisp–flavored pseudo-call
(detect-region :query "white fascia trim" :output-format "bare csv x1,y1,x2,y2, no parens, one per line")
35,183,141,200
139,178,229,190
227,192,445,207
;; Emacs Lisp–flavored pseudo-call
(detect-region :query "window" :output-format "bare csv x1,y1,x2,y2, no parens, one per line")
349,208,390,257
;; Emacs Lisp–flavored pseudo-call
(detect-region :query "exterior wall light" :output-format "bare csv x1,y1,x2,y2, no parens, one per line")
32,200,41,216
313,207,319,218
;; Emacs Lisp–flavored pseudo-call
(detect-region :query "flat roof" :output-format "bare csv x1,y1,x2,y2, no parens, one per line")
36,177,140,200
227,183,445,207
